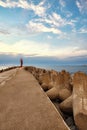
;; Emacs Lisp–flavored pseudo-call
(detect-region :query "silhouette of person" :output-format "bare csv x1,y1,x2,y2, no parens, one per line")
20,58,23,67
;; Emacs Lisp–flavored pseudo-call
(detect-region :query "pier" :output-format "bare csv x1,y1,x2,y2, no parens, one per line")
0,68,69,130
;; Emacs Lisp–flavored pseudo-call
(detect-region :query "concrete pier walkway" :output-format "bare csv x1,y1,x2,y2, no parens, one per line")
0,68,18,85
0,68,69,130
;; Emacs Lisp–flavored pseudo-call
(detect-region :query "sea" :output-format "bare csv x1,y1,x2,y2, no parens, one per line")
0,62,87,74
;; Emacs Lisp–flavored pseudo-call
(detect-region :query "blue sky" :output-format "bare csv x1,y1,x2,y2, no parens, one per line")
0,0,87,64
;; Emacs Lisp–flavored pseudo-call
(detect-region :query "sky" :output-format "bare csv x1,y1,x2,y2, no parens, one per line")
0,0,87,65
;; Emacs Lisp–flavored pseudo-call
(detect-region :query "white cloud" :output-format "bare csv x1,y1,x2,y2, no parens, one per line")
28,0,46,16
0,0,77,35
49,12,65,27
51,13,75,27
76,0,82,12
59,0,66,7
0,40,87,58
26,21,61,34
76,0,87,14
72,26,87,34
0,0,46,16
79,28,87,34
0,40,49,56
32,12,75,28
25,11,77,35
42,12,65,27
57,33,70,40
0,0,18,8
47,35,52,39
71,47,87,56
0,28,10,35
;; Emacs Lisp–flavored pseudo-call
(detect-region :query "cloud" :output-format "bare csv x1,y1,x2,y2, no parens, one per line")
50,13,76,27
57,33,70,40
38,12,65,28
79,27,87,33
0,40,87,58
76,0,82,12
76,0,87,14
72,26,87,34
29,0,46,17
48,12,65,27
0,40,50,56
0,0,46,16
26,21,62,34
47,35,52,39
71,47,87,57
29,12,76,32
0,28,10,35
59,0,66,7
0,1,77,35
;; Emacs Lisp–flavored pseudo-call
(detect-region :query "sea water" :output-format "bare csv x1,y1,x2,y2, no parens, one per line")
29,64,87,74
0,63,87,74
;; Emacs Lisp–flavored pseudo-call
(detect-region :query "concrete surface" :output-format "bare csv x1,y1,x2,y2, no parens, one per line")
0,68,70,130
0,68,18,86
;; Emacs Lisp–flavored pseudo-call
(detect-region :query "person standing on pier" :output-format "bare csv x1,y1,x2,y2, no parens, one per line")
20,58,23,67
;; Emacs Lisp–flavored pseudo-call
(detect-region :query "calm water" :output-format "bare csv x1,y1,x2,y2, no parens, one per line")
0,63,87,74
30,64,87,74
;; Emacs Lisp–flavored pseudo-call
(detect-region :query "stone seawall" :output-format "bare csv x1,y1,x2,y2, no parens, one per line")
25,66,87,130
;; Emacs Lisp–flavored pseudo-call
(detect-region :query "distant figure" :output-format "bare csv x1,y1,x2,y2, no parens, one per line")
20,58,23,67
